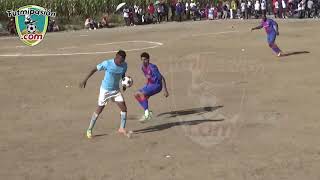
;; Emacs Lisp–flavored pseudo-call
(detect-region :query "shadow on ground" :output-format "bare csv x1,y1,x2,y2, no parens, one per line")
133,119,224,134
282,51,310,57
157,106,223,118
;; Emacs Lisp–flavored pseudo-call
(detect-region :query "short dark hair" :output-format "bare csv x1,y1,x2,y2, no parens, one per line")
117,50,126,59
140,52,150,59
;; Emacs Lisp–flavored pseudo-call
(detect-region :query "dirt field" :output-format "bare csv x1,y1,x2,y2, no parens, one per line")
1,19,320,180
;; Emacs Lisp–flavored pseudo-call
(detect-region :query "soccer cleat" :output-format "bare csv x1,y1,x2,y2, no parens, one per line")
139,111,153,123
86,129,93,139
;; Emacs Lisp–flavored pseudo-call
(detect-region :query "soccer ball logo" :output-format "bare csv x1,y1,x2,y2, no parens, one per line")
27,24,37,34
25,15,37,34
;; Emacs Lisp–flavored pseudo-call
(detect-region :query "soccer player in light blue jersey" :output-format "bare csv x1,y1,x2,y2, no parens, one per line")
80,50,128,138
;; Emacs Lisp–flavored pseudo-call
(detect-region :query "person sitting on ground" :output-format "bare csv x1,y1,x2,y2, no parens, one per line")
48,19,59,32
85,17,97,30
99,15,109,28
7,18,16,35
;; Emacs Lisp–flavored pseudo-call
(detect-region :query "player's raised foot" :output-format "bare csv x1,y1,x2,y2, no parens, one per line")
86,129,93,139
139,111,153,123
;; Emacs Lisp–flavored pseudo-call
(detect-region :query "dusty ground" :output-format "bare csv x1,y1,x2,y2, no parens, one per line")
1,19,320,180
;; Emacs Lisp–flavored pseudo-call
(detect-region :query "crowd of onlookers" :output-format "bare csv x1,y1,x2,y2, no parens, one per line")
4,0,320,34
117,0,320,26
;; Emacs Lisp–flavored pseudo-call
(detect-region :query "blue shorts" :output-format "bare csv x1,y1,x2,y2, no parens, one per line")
139,83,162,97
267,33,277,44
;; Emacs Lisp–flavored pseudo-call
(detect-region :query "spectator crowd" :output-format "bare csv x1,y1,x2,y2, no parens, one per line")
116,0,320,26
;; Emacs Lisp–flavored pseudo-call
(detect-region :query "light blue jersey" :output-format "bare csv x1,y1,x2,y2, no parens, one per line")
97,59,127,91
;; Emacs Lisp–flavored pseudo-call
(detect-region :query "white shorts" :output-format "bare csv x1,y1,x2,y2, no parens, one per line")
98,87,124,106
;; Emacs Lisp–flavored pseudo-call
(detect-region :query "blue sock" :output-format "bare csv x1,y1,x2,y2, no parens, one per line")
138,98,148,110
120,111,127,128
88,112,98,130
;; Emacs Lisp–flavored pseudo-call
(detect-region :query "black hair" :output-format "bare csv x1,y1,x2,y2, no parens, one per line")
117,50,126,59
140,52,150,59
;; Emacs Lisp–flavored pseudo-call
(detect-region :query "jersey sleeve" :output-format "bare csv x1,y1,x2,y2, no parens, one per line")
96,60,109,71
151,65,162,78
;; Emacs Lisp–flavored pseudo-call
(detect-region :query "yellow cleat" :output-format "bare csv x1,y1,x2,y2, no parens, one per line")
86,129,93,139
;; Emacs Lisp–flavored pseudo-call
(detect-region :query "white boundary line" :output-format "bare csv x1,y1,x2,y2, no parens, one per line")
0,40,163,57
191,30,239,37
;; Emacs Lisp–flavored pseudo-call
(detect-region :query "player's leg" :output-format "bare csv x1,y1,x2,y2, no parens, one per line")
86,105,104,138
134,91,151,120
268,34,282,56
134,84,162,122
114,92,127,136
86,88,109,138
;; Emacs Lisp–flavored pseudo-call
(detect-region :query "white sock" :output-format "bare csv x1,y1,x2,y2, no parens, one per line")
144,109,149,116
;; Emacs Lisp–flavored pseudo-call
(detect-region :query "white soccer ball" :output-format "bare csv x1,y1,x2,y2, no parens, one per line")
121,76,133,88
27,24,36,34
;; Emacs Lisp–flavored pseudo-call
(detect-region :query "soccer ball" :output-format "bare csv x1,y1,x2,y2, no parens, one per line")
121,76,133,88
27,24,36,34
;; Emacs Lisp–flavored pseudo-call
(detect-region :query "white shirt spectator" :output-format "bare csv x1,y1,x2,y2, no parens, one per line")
301,1,306,10
190,2,197,8
241,2,246,12
308,0,314,9
255,1,260,10
123,8,129,18
185,2,190,11
298,2,302,10
275,1,279,9
261,1,266,10
282,0,287,8
248,0,252,7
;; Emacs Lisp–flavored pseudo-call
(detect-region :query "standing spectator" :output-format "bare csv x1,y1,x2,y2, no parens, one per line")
255,0,261,18
185,1,191,19
261,0,267,16
190,0,197,20
302,0,306,18
176,1,183,21
129,7,135,26
307,0,314,18
274,0,280,18
222,2,228,19
298,1,303,18
241,1,247,19
247,0,253,18
208,5,215,20
315,0,319,18
282,0,287,18
230,0,237,18
148,3,156,23
170,0,177,21
123,6,130,26
157,3,165,23
163,3,169,21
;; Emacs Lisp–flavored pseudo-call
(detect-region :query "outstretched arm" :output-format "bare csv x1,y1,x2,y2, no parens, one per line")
79,67,97,88
162,75,169,97
251,24,263,31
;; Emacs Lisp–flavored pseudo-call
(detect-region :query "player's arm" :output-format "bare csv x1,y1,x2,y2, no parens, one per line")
161,75,169,98
251,24,263,31
274,21,279,35
79,67,97,88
